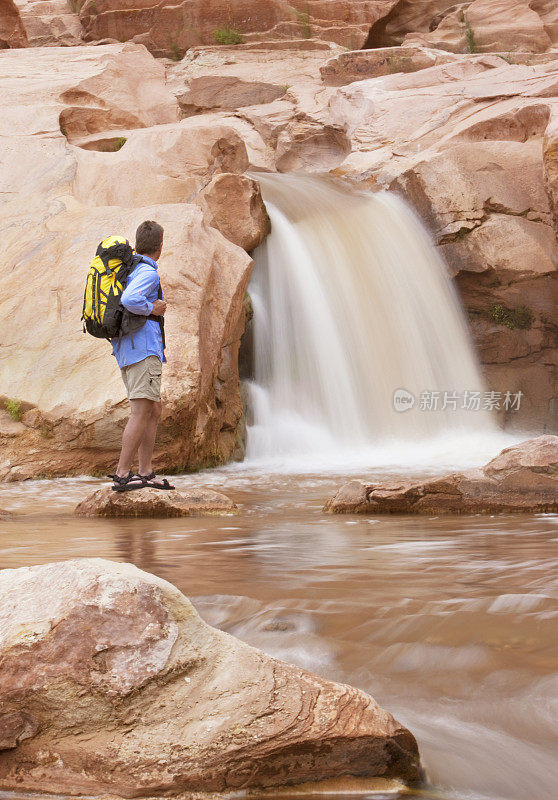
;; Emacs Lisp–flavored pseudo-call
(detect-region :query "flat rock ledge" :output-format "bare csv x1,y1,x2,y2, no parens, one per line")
75,485,236,517
0,559,422,797
325,436,558,515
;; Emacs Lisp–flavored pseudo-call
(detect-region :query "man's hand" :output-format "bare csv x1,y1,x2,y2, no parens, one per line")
151,299,167,316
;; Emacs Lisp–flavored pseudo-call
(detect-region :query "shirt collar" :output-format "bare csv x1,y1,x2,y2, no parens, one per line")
137,254,159,270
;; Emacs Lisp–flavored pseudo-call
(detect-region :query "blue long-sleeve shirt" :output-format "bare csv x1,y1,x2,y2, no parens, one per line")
111,255,165,369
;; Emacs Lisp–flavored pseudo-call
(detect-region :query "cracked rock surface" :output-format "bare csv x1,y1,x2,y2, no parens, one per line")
325,435,558,514
74,484,237,517
0,559,421,796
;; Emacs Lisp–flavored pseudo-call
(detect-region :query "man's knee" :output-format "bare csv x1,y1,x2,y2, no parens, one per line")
151,401,162,421
130,399,153,420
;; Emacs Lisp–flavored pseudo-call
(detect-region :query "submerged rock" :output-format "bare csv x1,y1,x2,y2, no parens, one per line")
325,435,558,514
0,559,422,796
75,484,236,517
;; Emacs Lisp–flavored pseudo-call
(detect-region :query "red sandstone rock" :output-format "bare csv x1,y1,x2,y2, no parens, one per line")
74,485,237,517
276,119,351,172
196,172,271,251
543,109,558,234
324,436,558,514
15,0,83,46
178,75,287,115
320,44,458,86
79,0,400,58
366,0,557,51
405,0,553,54
0,0,27,47
0,559,422,795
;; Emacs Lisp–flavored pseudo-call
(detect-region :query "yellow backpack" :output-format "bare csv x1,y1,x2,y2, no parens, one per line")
82,235,139,339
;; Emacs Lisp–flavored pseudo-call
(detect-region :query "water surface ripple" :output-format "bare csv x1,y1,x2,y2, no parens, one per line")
1,470,557,800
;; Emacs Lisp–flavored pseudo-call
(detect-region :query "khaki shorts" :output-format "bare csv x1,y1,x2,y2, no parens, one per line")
121,356,162,402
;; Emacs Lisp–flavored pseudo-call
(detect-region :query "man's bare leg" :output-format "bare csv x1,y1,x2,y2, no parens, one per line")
138,401,162,476
116,399,154,478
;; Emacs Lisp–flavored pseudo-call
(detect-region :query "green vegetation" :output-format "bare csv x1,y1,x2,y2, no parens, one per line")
462,13,477,53
4,399,23,422
88,0,98,14
498,53,515,65
294,5,311,39
214,26,243,45
488,304,533,330
98,137,127,152
244,291,254,322
170,40,182,61
60,124,68,138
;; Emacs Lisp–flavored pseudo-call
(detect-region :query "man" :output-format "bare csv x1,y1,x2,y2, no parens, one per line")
110,220,173,491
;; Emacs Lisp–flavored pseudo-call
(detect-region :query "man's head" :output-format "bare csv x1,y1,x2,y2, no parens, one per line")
135,220,164,260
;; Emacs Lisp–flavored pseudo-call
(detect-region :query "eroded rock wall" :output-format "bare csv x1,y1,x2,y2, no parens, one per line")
366,0,558,52
78,0,399,58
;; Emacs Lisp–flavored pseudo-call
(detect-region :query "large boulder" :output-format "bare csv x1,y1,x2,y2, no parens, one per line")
324,435,558,514
178,75,287,115
0,559,422,795
0,44,261,480
0,0,27,47
79,0,400,58
74,485,237,517
14,0,83,46
196,172,271,251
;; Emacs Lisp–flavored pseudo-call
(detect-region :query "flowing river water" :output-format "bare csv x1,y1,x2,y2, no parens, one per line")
1,467,557,800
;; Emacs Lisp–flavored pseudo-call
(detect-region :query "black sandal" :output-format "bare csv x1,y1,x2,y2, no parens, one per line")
135,471,175,491
108,471,145,493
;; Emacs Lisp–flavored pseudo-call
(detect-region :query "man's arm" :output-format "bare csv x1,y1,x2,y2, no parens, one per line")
121,267,159,316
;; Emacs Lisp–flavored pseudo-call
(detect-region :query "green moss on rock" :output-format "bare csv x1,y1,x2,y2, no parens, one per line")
488,304,533,330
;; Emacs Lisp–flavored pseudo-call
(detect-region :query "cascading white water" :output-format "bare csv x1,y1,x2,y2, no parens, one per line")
245,174,508,470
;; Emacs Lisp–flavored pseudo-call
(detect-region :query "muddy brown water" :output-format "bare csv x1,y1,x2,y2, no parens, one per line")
1,467,557,800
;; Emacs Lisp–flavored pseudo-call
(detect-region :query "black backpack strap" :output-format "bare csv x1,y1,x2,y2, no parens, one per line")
154,282,166,351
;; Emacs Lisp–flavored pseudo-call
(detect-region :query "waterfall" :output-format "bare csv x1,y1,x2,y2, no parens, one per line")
245,174,507,470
